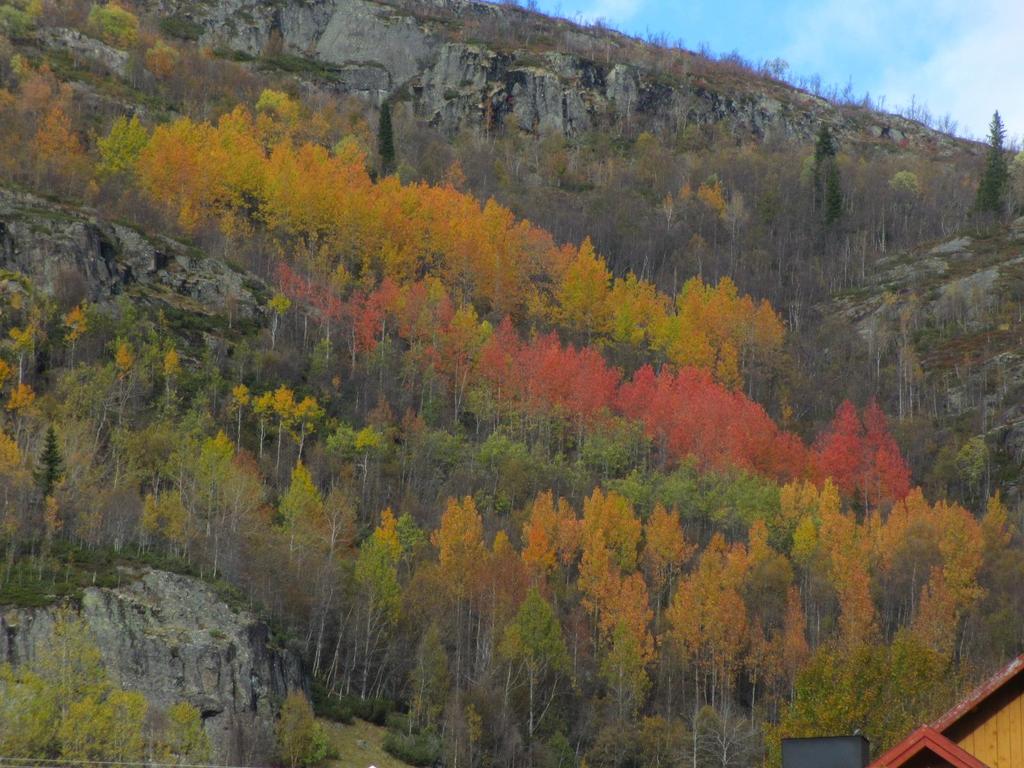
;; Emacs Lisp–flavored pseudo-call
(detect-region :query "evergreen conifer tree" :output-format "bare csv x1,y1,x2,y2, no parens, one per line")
814,123,836,167
34,425,64,498
976,111,1008,214
814,124,842,225
378,101,395,176
825,162,843,226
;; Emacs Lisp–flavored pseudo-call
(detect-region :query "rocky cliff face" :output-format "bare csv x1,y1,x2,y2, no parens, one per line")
0,569,304,765
0,189,266,329
140,0,968,153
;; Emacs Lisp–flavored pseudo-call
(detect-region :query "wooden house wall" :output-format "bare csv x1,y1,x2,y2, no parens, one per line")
944,676,1024,768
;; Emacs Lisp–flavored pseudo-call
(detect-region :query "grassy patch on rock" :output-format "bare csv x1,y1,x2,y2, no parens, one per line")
321,718,414,768
0,541,197,607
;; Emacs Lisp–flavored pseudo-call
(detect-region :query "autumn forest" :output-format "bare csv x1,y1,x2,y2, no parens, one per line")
0,1,1022,767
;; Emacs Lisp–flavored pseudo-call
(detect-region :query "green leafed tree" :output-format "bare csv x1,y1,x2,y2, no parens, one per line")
0,664,59,757
5,609,147,761
770,633,953,762
410,622,449,732
0,3,36,37
2,611,213,763
276,691,330,768
33,609,109,720
353,510,402,698
97,115,149,178
161,701,212,765
500,587,569,739
354,519,402,625
279,460,323,556
59,690,149,763
86,2,139,47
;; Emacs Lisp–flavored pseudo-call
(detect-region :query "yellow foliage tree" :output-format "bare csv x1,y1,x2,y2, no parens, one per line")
554,238,613,342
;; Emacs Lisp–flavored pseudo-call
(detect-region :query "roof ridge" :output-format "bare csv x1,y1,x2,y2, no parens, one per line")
931,655,1024,734
868,725,989,768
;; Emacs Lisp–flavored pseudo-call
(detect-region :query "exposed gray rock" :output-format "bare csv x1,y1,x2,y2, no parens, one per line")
0,189,265,325
934,267,1000,332
314,62,392,101
312,0,436,87
930,236,974,256
158,0,435,100
0,569,304,765
38,27,130,78
997,408,1024,465
139,0,974,151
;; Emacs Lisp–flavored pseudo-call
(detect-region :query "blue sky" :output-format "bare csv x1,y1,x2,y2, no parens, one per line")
532,0,1022,140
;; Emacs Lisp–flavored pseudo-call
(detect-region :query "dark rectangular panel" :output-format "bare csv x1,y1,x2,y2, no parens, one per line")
782,736,871,768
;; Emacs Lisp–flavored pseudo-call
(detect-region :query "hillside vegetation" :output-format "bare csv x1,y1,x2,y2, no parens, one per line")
0,1,1022,768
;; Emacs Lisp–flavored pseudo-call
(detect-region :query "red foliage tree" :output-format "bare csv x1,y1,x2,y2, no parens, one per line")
813,400,864,497
814,399,910,504
617,365,809,480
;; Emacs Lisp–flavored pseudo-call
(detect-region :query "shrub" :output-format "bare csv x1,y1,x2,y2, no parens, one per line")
382,731,442,767
385,711,410,732
889,170,920,198
310,682,354,724
319,696,395,724
307,687,394,725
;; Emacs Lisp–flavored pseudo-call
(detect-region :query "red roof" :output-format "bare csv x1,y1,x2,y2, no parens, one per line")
868,726,988,768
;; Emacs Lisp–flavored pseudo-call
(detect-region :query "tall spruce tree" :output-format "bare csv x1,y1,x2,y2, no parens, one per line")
377,101,395,176
975,111,1008,214
34,425,64,498
814,123,837,167
814,124,842,226
825,162,843,226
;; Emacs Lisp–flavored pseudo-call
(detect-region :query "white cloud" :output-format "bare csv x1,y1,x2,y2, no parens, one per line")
876,1,1024,139
777,0,1022,140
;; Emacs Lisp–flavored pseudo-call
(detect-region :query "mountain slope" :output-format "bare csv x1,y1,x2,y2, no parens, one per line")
0,3,1021,767
833,217,1024,503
